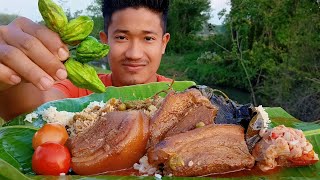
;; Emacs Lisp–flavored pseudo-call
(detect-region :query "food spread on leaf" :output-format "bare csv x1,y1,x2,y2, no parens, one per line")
23,85,319,177
3,0,318,177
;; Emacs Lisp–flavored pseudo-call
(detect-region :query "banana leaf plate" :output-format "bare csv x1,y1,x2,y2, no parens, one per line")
1,81,320,180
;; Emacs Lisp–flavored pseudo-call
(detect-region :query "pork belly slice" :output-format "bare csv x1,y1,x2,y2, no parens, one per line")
149,89,217,148
148,124,255,176
67,111,149,175
164,105,216,137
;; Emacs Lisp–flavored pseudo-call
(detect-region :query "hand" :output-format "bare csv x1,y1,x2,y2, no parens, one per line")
0,17,69,91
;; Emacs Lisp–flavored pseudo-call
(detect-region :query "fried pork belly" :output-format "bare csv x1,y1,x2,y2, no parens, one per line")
67,111,149,175
165,105,216,137
252,125,319,171
149,89,217,148
68,98,122,136
148,124,255,176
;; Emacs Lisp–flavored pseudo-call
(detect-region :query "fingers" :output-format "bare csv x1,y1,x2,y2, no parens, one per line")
0,44,55,90
3,24,66,81
11,17,69,61
0,17,70,91
0,63,21,85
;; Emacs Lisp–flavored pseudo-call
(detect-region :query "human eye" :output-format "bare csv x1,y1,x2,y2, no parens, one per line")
145,36,155,42
115,35,127,41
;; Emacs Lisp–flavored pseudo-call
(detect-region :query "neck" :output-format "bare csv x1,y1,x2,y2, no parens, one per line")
111,74,158,87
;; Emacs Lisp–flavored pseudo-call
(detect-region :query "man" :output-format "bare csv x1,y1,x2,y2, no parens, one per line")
0,0,171,121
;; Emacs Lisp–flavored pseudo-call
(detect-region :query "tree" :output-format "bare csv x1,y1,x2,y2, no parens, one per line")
166,0,211,53
0,13,18,25
85,0,104,39
206,0,320,121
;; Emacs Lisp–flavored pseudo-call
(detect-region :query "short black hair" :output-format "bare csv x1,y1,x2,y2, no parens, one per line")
102,0,169,34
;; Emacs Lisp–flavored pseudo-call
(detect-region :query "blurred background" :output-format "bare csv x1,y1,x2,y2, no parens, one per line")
0,0,319,122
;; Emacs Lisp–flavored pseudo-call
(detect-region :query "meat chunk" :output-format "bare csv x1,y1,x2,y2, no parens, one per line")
147,124,255,176
165,105,216,137
149,89,217,148
67,111,149,175
252,125,319,171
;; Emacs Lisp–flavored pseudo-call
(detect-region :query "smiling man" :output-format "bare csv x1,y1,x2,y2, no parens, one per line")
0,0,172,120
101,7,170,86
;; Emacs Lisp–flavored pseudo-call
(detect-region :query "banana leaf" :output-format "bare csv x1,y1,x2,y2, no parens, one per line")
0,117,4,126
1,81,320,179
3,81,196,128
0,126,37,175
266,107,320,130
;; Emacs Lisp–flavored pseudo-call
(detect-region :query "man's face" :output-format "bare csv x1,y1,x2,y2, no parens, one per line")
100,7,170,86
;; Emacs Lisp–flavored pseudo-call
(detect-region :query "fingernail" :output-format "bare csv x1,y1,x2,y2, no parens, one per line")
56,69,67,80
58,48,69,60
9,75,21,85
39,77,54,90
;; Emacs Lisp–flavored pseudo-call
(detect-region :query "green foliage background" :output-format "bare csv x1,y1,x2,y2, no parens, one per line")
161,0,320,122
206,0,320,121
0,13,18,25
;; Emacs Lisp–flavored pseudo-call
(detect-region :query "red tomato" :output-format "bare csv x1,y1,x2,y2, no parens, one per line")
32,123,69,149
32,142,71,175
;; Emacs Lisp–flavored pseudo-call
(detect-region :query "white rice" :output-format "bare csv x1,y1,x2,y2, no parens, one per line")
85,101,106,110
23,101,107,126
255,105,271,136
133,155,159,175
155,174,162,179
24,112,39,123
40,106,75,126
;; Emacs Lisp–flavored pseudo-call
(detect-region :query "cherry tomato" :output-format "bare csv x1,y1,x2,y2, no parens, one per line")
32,123,69,149
32,142,71,175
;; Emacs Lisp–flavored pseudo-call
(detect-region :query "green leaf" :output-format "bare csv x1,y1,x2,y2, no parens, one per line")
3,113,30,127
1,81,320,179
4,81,196,128
0,126,37,175
32,175,162,180
266,107,320,131
0,117,4,126
0,158,31,180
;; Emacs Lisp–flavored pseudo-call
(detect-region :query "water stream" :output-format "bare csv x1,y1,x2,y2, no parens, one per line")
207,85,252,104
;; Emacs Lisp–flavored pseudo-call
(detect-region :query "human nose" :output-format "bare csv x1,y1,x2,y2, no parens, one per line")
125,40,143,60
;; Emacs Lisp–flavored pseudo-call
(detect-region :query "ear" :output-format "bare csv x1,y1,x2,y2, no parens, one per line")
161,33,170,54
99,31,108,44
